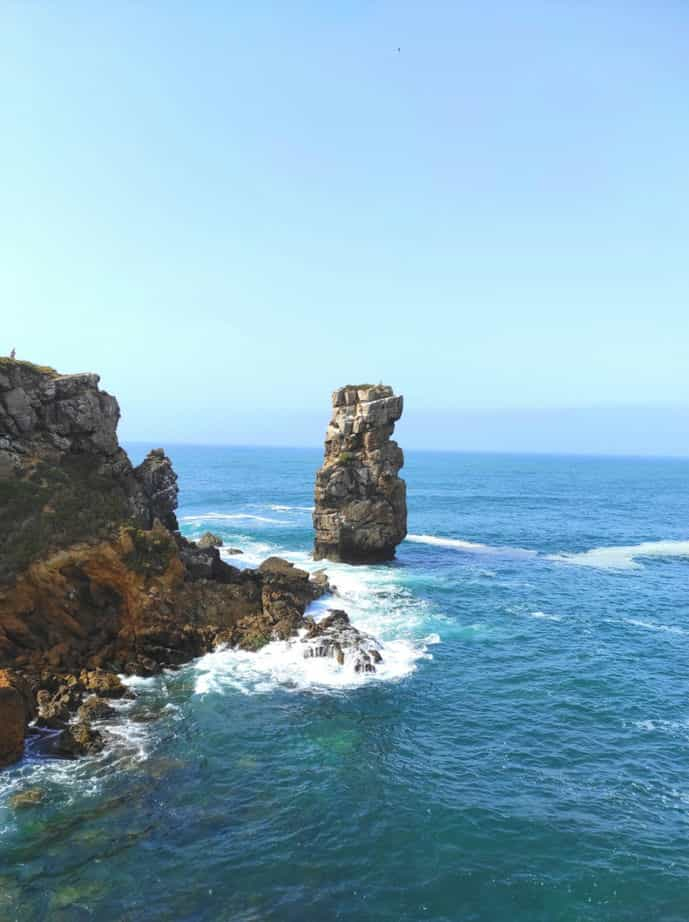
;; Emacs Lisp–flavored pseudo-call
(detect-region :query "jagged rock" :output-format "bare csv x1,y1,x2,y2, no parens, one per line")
198,532,223,549
79,670,127,698
225,547,243,556
302,609,383,673
313,384,407,563
134,449,179,531
53,720,104,758
77,695,116,722
310,569,331,594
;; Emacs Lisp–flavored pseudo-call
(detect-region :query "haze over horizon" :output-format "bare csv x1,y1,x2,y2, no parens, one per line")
3,2,688,455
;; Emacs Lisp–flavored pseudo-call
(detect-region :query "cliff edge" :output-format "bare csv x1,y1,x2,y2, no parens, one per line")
0,358,326,766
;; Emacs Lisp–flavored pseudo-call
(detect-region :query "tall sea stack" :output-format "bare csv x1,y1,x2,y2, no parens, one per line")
313,384,407,563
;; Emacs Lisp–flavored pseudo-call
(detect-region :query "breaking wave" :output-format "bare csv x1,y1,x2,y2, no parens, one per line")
407,533,689,571
548,539,689,570
406,534,538,558
180,512,290,525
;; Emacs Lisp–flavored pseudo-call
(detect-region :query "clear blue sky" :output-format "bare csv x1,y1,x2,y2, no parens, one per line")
3,2,688,453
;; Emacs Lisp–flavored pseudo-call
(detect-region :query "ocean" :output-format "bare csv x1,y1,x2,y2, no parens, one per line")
1,446,688,921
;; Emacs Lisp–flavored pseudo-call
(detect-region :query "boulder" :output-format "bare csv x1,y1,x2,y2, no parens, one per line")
198,532,223,549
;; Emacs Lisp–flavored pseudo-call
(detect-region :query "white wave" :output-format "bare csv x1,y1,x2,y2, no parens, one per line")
180,513,289,525
269,504,314,512
193,631,428,696
529,610,562,622
408,532,689,573
549,539,689,571
622,617,688,636
406,534,537,558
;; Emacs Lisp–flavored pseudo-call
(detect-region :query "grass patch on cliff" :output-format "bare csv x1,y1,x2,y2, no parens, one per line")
0,457,134,584
0,357,58,376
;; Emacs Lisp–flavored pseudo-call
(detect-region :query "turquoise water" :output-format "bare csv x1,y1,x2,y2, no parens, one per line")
2,447,689,921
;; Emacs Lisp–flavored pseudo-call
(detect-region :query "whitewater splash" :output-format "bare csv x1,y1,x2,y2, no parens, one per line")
190,543,438,695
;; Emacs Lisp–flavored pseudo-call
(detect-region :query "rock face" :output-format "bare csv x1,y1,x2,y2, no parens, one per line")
313,385,407,563
0,670,27,767
0,357,329,766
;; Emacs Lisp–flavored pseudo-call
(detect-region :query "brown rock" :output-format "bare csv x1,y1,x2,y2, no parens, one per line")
54,720,104,757
77,695,116,721
9,788,44,809
0,670,25,767
0,359,336,766
80,669,127,698
198,532,223,549
313,385,407,563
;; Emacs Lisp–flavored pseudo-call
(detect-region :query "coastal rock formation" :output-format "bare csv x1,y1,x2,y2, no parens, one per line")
313,385,407,563
302,610,383,673
0,358,329,766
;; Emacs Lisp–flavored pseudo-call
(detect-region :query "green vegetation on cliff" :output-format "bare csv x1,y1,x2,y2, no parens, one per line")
0,457,134,583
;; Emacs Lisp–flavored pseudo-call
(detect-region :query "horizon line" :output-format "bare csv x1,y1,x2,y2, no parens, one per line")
121,440,689,462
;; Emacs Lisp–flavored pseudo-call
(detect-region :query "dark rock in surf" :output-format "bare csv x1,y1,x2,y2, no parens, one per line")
302,609,383,673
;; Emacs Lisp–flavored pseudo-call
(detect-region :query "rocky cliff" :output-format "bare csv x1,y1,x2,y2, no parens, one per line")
313,384,407,563
0,358,326,766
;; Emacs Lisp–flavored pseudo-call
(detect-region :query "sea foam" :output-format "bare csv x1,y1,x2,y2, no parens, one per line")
180,512,289,525
406,534,537,558
548,539,689,570
192,543,437,695
407,532,689,572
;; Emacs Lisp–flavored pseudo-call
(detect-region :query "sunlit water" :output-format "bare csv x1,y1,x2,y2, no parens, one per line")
2,447,688,921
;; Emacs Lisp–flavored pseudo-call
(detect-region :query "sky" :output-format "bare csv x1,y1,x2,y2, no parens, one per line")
2,2,688,453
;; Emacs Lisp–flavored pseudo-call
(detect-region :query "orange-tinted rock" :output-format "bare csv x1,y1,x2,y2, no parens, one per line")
0,670,26,767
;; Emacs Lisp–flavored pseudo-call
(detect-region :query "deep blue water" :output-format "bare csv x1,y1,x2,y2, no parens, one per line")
2,447,689,921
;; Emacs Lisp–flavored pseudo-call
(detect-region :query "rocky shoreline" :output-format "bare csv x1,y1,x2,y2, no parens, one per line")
0,360,386,769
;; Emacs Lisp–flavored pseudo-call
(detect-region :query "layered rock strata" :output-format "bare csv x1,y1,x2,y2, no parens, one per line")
0,358,327,766
313,385,407,563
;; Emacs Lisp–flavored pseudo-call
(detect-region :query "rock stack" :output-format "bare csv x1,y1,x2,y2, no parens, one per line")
313,384,407,563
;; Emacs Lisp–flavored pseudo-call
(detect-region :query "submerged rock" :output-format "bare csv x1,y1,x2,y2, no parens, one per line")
302,609,384,673
9,787,44,809
313,384,407,563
